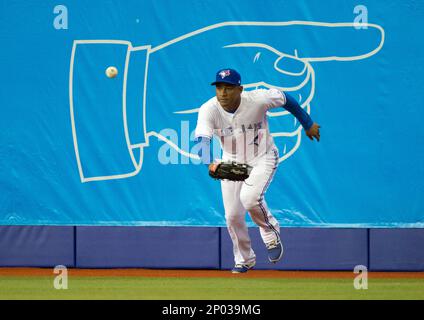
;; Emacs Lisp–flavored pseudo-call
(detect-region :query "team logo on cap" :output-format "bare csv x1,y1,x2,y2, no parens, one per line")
219,70,231,79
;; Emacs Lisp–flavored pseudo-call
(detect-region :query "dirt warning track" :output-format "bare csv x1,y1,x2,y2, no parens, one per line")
0,268,423,279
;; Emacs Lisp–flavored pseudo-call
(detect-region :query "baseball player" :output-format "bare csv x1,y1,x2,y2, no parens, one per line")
195,68,320,273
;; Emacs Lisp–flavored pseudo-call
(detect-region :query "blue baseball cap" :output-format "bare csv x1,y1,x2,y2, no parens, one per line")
211,68,241,86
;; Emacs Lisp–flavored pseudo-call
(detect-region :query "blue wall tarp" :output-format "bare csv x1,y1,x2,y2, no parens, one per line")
0,0,423,227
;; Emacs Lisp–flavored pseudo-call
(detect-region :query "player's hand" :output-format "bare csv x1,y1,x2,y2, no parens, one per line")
306,123,321,142
208,163,219,173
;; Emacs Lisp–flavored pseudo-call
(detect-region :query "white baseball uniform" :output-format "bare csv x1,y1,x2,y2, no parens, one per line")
195,88,286,265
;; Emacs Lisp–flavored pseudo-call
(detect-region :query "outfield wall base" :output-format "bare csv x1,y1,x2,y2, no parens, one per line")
0,226,423,271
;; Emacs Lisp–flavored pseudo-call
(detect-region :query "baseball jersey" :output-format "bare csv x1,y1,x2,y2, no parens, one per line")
195,88,287,164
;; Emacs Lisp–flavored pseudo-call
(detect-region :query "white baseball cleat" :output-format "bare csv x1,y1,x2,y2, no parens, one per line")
231,262,256,273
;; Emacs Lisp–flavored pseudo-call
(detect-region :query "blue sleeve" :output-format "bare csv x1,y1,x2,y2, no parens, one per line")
283,92,314,130
195,136,214,166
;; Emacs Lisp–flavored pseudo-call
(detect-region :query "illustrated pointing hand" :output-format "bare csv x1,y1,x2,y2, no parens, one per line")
70,21,384,182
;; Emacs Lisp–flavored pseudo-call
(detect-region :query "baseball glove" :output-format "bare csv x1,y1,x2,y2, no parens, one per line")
209,161,252,181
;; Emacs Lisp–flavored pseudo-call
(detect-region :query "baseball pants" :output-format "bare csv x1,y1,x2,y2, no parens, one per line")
221,147,280,265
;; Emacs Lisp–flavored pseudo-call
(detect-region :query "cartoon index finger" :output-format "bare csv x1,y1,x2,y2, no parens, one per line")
151,21,384,62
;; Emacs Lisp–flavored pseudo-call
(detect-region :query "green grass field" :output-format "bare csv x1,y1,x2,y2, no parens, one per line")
1,276,423,300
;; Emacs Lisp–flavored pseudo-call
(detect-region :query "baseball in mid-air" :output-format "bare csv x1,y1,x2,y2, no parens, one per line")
105,66,118,78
